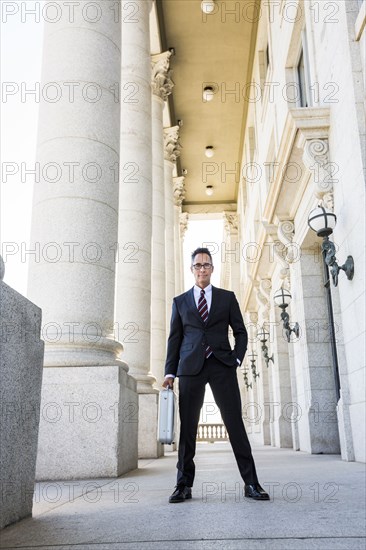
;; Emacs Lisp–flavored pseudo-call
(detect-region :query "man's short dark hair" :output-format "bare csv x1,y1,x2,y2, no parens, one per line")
191,247,213,265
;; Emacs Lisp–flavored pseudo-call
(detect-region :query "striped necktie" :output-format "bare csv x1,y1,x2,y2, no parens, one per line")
198,289,212,358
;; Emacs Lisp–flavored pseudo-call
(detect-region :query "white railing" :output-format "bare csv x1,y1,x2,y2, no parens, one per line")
197,423,228,442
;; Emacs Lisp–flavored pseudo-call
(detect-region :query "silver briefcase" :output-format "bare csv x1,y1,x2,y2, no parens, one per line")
158,388,176,444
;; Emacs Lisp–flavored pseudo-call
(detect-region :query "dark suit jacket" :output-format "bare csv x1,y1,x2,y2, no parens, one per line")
164,286,248,377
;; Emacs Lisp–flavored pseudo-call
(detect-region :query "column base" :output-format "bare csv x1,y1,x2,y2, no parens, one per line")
138,393,164,458
35,366,138,480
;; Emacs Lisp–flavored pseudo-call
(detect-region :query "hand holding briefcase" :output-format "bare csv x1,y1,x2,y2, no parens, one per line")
158,388,176,444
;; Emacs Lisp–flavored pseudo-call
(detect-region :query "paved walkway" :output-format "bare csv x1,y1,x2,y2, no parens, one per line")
1,443,365,550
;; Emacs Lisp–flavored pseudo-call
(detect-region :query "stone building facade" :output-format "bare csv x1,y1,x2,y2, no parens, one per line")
15,0,364,479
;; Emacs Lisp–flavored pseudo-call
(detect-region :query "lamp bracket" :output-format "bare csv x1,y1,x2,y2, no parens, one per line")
322,238,355,286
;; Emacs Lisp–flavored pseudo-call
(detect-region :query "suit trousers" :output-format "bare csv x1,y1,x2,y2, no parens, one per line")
176,354,259,487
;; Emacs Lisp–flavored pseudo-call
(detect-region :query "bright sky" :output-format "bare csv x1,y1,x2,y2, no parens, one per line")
1,12,44,295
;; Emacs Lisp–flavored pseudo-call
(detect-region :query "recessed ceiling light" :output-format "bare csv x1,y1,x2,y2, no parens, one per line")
203,86,215,102
205,185,214,196
205,146,214,158
201,1,216,15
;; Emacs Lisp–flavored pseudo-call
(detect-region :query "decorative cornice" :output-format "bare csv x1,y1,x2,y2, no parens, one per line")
164,125,182,162
151,51,174,101
173,176,185,207
262,107,331,223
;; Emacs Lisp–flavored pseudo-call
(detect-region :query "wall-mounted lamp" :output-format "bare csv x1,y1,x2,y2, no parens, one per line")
202,86,215,102
201,1,216,15
205,146,214,158
274,288,300,343
257,327,274,367
241,365,252,390
307,206,354,286
248,351,260,380
205,185,214,196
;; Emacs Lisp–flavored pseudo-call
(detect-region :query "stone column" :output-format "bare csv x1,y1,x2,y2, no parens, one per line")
300,137,352,458
291,249,341,454
254,283,272,445
164,126,181,332
151,51,174,387
270,306,294,448
243,312,262,442
173,177,185,295
27,2,138,479
266,222,298,448
116,0,162,458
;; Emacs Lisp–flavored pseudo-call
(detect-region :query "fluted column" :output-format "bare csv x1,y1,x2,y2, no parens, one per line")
151,51,174,387
164,126,181,332
173,177,186,295
27,2,138,479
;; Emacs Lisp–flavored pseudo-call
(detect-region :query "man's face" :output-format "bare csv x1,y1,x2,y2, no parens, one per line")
191,253,214,288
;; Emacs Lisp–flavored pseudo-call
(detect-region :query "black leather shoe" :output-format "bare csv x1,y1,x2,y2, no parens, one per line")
245,483,270,500
169,485,192,503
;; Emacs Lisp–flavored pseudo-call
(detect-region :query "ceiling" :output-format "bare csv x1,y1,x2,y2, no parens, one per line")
160,0,259,213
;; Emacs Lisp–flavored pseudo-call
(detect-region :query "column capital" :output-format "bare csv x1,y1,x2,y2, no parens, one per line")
151,51,174,101
164,125,182,162
223,211,238,234
173,176,185,206
301,138,334,210
180,212,189,239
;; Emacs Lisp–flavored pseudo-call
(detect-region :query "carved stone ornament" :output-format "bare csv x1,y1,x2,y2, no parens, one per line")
255,279,272,322
173,176,185,207
151,51,174,101
277,220,297,264
223,211,239,235
179,212,189,239
164,125,182,162
302,138,334,211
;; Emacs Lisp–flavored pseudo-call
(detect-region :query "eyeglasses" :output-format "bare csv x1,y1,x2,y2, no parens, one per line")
192,263,213,270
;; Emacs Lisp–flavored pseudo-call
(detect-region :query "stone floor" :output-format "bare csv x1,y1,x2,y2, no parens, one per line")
1,443,365,550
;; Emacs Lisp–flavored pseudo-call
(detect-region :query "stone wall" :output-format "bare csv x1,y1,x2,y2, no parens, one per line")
0,257,44,529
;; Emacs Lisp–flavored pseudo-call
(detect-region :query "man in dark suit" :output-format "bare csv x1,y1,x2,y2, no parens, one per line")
163,247,270,502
